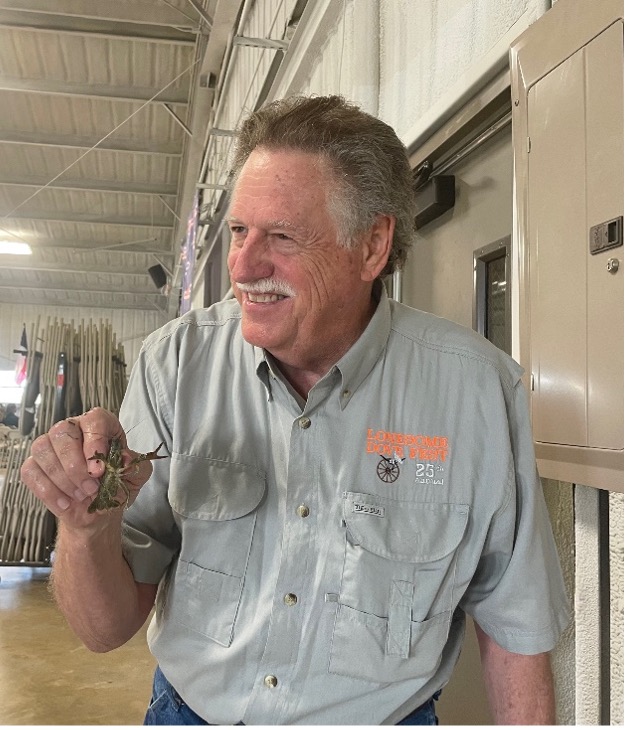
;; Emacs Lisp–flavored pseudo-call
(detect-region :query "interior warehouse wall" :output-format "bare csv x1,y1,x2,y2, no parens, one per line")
0,303,168,378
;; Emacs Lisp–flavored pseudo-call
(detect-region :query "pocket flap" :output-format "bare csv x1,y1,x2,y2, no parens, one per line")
343,491,468,562
170,454,266,520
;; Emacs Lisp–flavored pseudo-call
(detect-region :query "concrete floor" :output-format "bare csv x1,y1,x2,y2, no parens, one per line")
0,566,156,725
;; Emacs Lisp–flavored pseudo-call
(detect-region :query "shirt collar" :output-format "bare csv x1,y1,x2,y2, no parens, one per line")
334,282,391,409
254,282,392,409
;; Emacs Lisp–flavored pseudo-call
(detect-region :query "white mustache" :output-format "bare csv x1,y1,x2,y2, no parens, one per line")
237,279,296,297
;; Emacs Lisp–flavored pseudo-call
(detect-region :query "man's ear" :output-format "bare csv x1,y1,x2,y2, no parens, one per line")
360,214,395,282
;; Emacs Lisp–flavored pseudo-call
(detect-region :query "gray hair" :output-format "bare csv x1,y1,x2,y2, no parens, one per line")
231,95,416,276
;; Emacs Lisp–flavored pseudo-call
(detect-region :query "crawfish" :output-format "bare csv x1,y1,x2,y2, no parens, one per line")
87,437,167,513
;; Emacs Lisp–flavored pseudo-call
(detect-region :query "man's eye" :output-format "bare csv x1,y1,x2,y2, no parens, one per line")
274,233,292,241
229,226,246,235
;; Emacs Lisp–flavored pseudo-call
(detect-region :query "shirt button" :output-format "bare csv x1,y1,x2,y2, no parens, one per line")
342,389,351,398
298,417,311,429
283,593,298,606
264,675,278,688
296,504,310,518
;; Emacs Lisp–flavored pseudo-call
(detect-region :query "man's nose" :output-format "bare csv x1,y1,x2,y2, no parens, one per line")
229,232,274,283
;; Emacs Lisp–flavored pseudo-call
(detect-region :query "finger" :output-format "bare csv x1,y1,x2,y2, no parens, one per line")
44,418,102,496
21,448,94,516
74,407,125,472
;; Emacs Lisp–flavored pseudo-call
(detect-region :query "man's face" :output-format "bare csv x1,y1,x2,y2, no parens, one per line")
227,148,384,375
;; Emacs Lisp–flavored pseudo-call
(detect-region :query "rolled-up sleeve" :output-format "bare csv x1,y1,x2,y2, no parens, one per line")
461,380,571,654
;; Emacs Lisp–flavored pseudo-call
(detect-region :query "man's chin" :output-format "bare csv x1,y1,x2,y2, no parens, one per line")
240,323,276,351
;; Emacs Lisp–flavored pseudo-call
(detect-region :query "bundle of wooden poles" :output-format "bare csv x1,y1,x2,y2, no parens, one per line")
0,317,126,566
20,317,127,438
0,433,53,564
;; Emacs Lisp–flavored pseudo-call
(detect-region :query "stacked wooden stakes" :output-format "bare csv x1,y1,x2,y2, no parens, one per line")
0,434,53,564
0,318,127,565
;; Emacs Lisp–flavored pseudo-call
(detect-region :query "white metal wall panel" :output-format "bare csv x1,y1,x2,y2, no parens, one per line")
379,0,548,145
295,0,380,114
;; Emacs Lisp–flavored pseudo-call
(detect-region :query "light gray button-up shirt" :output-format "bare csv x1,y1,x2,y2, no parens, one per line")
120,292,569,725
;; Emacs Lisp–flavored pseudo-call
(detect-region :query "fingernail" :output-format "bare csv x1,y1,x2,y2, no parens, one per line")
74,489,88,502
57,497,71,511
82,479,99,495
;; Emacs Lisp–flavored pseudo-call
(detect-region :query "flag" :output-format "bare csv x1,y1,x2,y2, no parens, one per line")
14,325,27,385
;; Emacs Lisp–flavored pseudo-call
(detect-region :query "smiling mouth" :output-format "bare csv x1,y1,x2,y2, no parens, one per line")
246,292,289,303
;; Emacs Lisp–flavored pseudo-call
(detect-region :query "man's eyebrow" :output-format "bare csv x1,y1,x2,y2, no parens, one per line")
267,219,299,230
225,217,300,231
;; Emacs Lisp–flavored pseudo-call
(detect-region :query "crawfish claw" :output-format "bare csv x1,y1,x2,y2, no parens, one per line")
140,442,168,462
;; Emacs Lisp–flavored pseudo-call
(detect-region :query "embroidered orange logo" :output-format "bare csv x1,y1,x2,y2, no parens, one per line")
365,428,449,462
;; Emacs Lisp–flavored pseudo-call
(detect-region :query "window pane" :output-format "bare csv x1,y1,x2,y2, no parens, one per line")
485,255,507,352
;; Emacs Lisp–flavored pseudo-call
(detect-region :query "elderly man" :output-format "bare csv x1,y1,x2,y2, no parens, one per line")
22,95,569,726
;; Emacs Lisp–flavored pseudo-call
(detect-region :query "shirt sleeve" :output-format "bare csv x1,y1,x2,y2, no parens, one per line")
460,379,571,654
119,343,181,585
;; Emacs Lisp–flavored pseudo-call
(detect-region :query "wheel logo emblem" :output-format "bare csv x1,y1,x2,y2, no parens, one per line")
376,455,404,483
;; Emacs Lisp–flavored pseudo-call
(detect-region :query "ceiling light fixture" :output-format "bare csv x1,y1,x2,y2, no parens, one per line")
0,241,32,255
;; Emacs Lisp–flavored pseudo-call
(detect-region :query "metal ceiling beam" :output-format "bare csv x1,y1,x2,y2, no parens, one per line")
3,212,174,228
0,20,197,45
1,262,159,277
162,103,194,136
20,242,173,255
169,0,243,313
184,0,213,30
0,0,200,30
0,130,183,156
232,36,289,51
0,77,190,106
0,178,179,197
0,282,161,295
0,291,165,311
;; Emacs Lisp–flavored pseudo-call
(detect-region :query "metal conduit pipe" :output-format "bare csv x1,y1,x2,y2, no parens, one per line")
429,111,512,178
198,0,257,185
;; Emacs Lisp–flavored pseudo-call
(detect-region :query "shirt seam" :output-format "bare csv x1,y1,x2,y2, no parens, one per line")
495,383,519,518
141,311,242,353
146,346,174,435
477,615,564,638
389,325,518,393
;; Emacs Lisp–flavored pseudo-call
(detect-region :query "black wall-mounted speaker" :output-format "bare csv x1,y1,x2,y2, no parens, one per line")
414,175,455,229
148,264,168,289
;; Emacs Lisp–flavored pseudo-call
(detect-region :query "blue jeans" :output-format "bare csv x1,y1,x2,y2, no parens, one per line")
144,666,439,725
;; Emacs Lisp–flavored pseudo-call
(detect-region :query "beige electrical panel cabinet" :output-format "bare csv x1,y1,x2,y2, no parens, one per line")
511,0,623,491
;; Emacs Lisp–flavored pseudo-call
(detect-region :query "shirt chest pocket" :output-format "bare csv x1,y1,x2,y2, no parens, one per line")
164,455,266,648
330,492,468,684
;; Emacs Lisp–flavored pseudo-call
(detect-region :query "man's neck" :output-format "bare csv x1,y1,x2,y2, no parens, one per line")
269,293,379,401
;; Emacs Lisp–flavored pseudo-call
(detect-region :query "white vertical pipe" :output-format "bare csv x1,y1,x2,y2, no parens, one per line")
574,484,602,724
